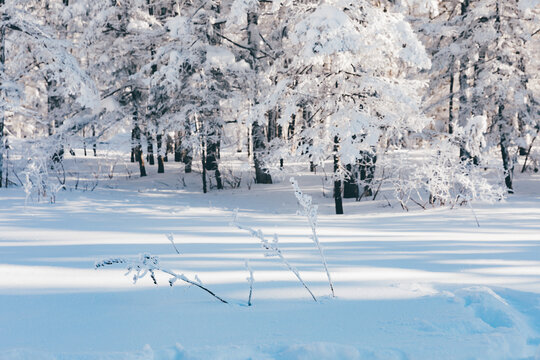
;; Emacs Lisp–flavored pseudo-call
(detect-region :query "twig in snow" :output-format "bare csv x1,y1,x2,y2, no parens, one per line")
95,253,228,304
231,210,317,302
290,177,335,297
166,233,180,254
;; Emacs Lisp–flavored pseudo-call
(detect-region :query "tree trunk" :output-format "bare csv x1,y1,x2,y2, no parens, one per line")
206,129,223,190
498,105,513,193
183,147,192,173
252,121,272,184
0,24,5,188
157,133,164,173
458,0,471,162
83,127,87,156
201,146,207,193
92,125,97,156
359,151,377,197
164,134,173,162
343,164,358,199
174,131,182,162
131,125,141,162
448,60,455,134
333,136,344,215
246,11,272,184
46,74,64,163
132,121,146,176
136,146,147,177
147,133,155,165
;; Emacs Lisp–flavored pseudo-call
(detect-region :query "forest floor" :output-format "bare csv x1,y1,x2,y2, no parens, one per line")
0,151,539,359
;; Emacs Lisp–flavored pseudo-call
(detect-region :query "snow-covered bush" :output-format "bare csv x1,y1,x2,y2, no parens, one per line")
388,138,505,209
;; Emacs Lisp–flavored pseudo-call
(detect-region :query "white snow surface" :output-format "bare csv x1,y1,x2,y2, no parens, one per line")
1,156,540,360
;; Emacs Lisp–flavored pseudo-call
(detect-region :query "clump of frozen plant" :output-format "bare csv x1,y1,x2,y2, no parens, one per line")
388,137,505,210
95,253,228,304
231,209,317,302
290,177,334,297
22,156,64,204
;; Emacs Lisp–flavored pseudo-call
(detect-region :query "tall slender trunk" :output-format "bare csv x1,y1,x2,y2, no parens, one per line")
359,150,377,197
458,58,471,161
92,125,96,156
0,23,5,188
201,143,207,194
132,115,146,177
343,164,358,199
174,131,182,162
333,136,343,215
458,0,471,161
247,11,272,184
252,122,272,184
498,105,513,193
46,74,64,163
183,124,192,173
448,59,455,134
131,125,141,163
83,127,87,156
206,127,223,190
137,147,147,177
147,132,155,165
157,133,164,173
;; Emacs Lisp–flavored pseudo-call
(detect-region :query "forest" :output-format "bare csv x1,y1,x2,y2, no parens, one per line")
0,0,538,213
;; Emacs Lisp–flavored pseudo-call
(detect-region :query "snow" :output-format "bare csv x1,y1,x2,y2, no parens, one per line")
0,155,539,359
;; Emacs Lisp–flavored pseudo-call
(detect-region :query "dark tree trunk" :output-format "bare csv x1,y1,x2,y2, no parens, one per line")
246,11,271,184
157,133,164,173
147,133,155,165
498,105,513,193
92,125,97,156
131,125,141,163
164,134,173,162
206,130,223,190
174,131,182,162
83,127,87,156
46,74,64,163
201,146,207,193
457,0,471,162
183,148,192,173
267,108,278,142
333,136,344,215
0,23,5,188
359,151,377,197
448,62,455,134
343,164,358,199
136,146,147,177
247,126,251,157
252,122,272,184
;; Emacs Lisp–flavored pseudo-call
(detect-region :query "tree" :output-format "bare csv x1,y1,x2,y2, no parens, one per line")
260,0,431,214
0,3,98,193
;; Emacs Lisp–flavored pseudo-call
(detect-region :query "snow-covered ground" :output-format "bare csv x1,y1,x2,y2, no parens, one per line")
1,155,539,359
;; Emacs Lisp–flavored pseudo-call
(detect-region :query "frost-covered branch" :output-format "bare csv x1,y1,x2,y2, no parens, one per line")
290,177,334,297
95,253,228,304
231,210,317,302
